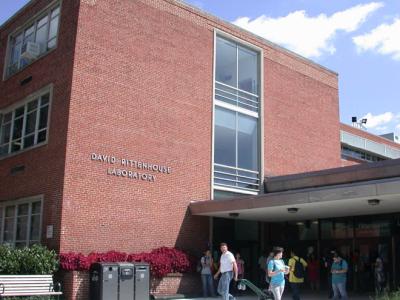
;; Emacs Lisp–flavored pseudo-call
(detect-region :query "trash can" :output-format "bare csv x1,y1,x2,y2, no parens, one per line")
134,263,150,300
118,262,135,300
89,262,119,300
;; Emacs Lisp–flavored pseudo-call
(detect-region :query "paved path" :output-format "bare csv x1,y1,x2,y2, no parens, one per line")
177,292,374,300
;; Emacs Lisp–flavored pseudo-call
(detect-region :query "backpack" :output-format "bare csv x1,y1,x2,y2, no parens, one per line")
293,257,305,278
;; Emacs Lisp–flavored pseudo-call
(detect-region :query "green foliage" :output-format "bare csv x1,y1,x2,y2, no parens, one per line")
375,290,400,300
0,244,59,275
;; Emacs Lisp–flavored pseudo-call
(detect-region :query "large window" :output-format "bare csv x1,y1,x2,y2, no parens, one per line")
6,4,60,77
215,36,260,112
214,34,261,194
0,197,42,248
0,89,51,158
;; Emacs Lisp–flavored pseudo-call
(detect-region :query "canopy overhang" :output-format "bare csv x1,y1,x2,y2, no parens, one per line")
189,159,400,222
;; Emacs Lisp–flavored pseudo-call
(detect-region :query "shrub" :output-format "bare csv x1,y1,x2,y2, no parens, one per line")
0,244,58,275
59,247,193,278
375,290,400,300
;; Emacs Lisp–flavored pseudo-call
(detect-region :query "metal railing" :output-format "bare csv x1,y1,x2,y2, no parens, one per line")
214,163,260,192
215,81,259,112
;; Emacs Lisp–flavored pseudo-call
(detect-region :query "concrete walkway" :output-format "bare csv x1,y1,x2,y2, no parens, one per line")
175,292,374,299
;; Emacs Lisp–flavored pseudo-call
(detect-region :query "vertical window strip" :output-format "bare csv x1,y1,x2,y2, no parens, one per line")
214,35,261,193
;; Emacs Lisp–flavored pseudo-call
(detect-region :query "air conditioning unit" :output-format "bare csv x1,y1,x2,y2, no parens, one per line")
20,41,40,60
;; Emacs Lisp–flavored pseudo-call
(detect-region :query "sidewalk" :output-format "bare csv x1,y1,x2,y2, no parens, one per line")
175,292,373,299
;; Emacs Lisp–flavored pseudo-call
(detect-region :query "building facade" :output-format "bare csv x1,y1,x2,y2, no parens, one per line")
1,0,400,298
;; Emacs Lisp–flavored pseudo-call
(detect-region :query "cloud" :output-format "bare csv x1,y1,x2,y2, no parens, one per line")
362,112,394,129
353,18,400,60
232,2,383,58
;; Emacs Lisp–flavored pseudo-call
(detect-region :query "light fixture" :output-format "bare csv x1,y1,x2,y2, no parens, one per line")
229,212,239,217
368,199,380,206
287,207,299,213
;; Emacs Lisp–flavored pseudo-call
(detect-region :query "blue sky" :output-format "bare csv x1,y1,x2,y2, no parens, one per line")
1,0,399,136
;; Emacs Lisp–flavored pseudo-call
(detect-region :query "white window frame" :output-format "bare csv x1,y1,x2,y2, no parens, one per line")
0,84,53,160
0,195,43,248
3,0,62,80
212,30,264,196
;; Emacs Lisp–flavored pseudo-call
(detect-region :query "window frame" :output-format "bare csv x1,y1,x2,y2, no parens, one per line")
212,30,264,197
0,84,53,160
0,195,43,248
3,0,62,80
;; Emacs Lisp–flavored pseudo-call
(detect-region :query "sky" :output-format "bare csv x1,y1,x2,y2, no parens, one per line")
1,0,399,136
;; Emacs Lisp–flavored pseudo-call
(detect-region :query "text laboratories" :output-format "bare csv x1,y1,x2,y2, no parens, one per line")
91,153,172,182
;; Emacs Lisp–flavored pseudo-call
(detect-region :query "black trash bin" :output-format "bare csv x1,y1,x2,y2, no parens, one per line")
89,262,119,300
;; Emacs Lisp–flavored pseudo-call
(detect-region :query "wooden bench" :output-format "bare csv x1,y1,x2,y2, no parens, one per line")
0,275,62,298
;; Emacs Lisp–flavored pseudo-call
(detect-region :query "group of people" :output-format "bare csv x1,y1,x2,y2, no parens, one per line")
200,243,386,300
198,243,244,299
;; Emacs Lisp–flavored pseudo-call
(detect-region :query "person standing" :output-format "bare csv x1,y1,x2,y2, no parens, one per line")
268,247,289,300
214,243,238,300
258,251,267,287
200,250,216,298
307,253,320,291
288,249,307,300
265,251,274,288
234,252,245,292
331,252,348,300
374,255,386,295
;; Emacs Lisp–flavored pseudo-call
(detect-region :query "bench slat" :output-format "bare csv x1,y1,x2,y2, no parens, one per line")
1,292,62,296
0,275,62,297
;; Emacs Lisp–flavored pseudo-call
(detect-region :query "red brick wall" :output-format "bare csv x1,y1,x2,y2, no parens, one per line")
0,0,80,251
59,0,212,254
263,58,340,176
59,271,200,300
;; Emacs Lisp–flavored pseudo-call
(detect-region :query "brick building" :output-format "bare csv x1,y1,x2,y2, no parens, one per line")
1,0,400,298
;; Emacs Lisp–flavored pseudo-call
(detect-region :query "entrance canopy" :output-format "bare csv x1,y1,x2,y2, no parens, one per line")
189,159,400,221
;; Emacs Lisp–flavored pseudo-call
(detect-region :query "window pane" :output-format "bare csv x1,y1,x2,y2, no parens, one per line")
47,38,56,49
30,215,41,241
51,6,60,18
32,201,41,214
216,37,237,88
18,204,29,216
16,216,28,241
25,112,37,135
48,16,59,40
214,107,236,167
24,25,34,39
38,15,48,28
0,145,9,156
36,24,48,54
4,113,12,123
238,46,258,95
238,114,258,170
41,94,50,106
0,207,3,239
11,42,22,65
12,140,22,152
27,100,38,112
37,130,47,143
12,117,23,140
15,106,25,118
1,123,11,144
39,106,49,129
4,218,15,243
23,135,35,149
6,206,15,217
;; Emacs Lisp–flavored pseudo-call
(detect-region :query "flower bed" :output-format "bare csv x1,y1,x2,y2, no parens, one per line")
59,247,194,278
